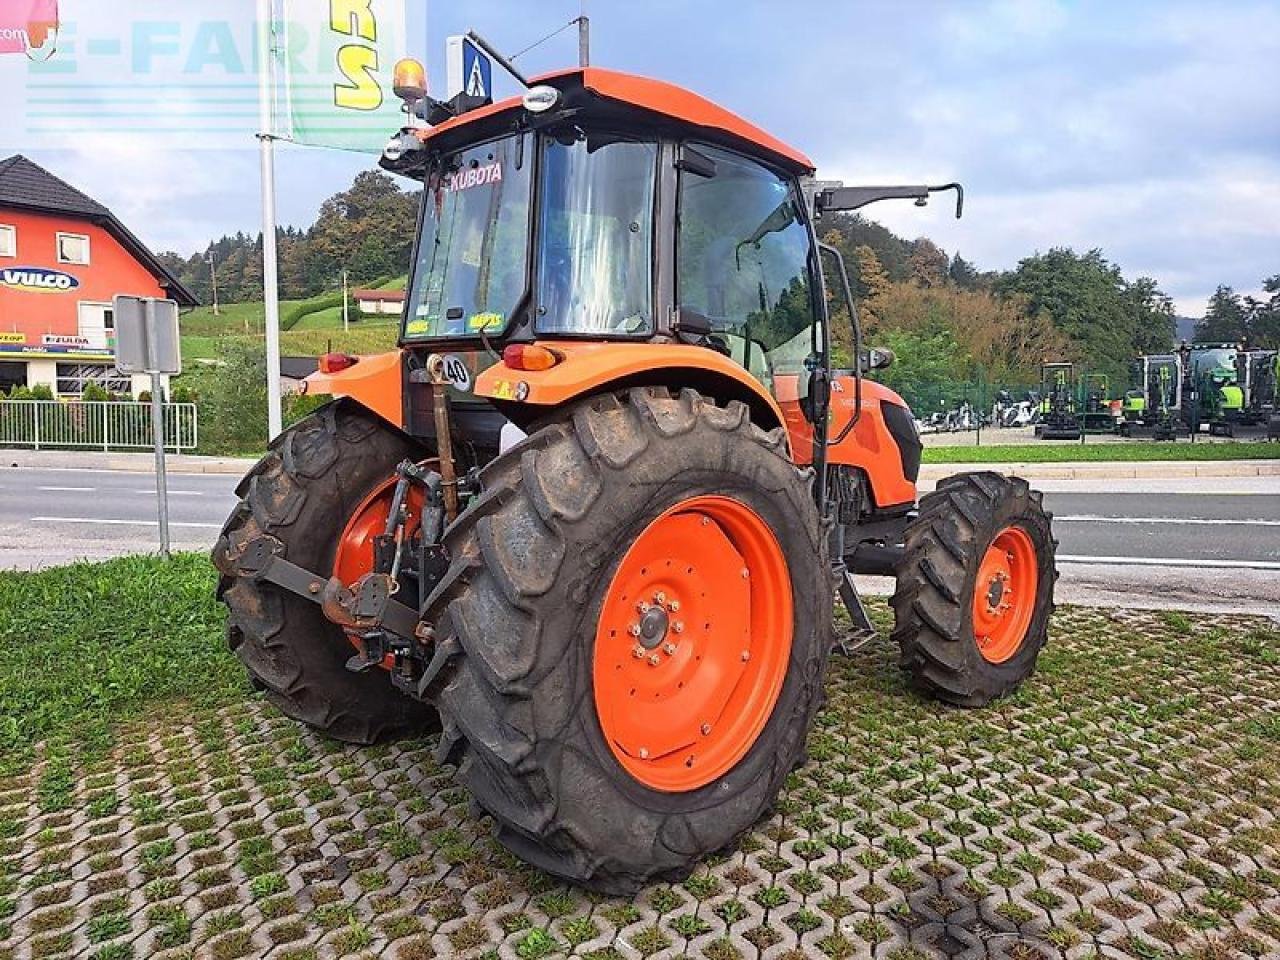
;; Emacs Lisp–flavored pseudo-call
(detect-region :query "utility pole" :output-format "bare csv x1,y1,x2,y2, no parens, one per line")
578,3,589,67
342,269,349,333
206,250,220,317
257,0,283,441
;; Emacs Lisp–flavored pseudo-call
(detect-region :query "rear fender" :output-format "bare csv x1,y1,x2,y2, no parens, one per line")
474,342,787,440
303,350,405,429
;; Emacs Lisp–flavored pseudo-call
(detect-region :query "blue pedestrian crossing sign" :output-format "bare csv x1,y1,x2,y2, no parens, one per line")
446,35,493,102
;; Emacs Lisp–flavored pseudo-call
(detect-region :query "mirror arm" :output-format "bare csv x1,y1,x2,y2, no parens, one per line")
817,182,964,219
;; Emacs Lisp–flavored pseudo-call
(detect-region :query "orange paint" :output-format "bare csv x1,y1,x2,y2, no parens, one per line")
592,495,793,792
475,341,787,432
418,67,814,173
778,375,917,509
972,525,1038,664
304,349,404,428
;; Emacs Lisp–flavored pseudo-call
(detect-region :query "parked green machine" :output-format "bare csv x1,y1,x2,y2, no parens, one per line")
1036,361,1082,440
1236,349,1279,438
1078,373,1118,433
1182,343,1243,437
1119,354,1183,440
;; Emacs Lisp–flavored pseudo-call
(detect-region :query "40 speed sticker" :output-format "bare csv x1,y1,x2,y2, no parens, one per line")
440,354,472,392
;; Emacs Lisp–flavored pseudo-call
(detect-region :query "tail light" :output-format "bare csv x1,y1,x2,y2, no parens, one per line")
319,352,358,374
502,344,561,372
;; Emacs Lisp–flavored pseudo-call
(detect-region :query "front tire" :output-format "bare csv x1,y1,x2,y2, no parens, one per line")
422,388,831,893
891,472,1055,706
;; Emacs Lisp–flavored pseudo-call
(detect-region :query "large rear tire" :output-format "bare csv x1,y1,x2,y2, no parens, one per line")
212,400,437,744
421,388,830,893
891,471,1055,706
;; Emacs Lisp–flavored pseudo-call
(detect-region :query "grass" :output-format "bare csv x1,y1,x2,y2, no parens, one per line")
923,440,1280,463
0,554,245,776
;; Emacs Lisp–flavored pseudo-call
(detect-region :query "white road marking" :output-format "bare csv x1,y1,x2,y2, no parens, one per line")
31,516,222,529
1056,515,1280,526
1058,554,1280,571
37,486,94,492
133,489,204,496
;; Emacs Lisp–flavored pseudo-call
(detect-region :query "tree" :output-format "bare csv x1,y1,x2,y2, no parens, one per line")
1195,285,1248,343
908,238,948,288
851,245,890,331
1244,274,1280,347
948,252,979,289
997,248,1166,383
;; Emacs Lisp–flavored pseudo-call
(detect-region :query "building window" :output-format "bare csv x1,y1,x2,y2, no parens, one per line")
0,224,14,257
55,363,131,397
56,232,90,265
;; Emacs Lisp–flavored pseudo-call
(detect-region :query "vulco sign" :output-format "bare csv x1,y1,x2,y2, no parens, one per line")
0,267,80,293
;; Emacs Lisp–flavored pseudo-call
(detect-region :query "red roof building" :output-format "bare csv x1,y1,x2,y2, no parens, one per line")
0,155,197,397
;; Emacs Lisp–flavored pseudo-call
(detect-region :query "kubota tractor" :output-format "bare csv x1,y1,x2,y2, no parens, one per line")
214,53,1057,893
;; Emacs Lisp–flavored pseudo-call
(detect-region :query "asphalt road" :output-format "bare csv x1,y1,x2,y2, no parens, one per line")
2,465,1277,616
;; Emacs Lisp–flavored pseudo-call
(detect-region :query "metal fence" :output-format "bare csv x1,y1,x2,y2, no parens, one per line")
0,400,198,451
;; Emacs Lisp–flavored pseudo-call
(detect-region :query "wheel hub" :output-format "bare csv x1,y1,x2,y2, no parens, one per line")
593,496,793,793
637,604,670,649
972,525,1038,664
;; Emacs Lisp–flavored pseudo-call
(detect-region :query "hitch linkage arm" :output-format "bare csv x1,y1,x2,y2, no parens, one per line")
816,183,964,219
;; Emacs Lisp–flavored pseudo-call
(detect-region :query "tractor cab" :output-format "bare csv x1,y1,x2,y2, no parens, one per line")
373,67,828,456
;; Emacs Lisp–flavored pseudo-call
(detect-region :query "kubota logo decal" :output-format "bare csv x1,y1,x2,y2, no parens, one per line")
0,266,79,293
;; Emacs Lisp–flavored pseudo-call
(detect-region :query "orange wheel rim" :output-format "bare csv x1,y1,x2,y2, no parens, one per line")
592,496,793,793
333,474,425,664
972,525,1038,664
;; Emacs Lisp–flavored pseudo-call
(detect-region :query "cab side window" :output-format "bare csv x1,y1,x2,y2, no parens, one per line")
677,144,817,389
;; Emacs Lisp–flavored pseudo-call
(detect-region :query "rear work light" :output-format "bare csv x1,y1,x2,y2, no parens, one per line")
319,352,358,374
502,344,561,372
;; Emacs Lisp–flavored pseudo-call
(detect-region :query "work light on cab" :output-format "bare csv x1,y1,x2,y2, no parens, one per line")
522,85,560,113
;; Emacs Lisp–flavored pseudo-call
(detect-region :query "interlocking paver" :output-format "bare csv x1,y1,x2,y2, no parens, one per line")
0,605,1277,959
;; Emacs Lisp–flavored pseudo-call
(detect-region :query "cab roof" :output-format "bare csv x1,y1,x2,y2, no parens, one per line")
418,67,814,174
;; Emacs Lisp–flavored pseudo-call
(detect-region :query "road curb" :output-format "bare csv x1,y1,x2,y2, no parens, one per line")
4,448,1278,481
1,449,257,475
920,459,1280,481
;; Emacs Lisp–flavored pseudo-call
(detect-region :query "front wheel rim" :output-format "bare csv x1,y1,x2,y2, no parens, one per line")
593,495,793,793
972,524,1039,664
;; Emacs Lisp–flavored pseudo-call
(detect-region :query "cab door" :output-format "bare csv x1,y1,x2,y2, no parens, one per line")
674,143,822,445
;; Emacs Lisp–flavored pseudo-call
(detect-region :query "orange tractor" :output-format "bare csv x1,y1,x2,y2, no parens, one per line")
215,53,1056,893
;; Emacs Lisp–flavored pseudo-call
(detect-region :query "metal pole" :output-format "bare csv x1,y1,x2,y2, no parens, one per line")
145,301,171,558
578,14,590,67
258,0,284,441
208,251,219,316
342,269,349,333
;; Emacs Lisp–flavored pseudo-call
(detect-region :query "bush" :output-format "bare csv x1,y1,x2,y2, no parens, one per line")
192,339,269,455
81,383,111,403
29,384,54,400
282,289,347,331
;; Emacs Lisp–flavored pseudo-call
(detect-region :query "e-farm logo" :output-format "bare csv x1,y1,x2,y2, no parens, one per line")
0,266,80,293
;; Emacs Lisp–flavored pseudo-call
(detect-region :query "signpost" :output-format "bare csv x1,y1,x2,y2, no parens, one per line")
114,295,181,558
446,35,493,101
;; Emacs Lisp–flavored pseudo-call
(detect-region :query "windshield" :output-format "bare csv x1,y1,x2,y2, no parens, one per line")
1192,347,1236,377
404,135,531,339
536,135,656,335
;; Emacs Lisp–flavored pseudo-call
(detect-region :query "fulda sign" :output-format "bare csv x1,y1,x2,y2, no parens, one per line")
0,266,80,293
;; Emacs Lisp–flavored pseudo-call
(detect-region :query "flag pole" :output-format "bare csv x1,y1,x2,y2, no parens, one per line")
257,0,284,441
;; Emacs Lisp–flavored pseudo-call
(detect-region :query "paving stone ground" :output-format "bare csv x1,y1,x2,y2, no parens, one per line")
0,606,1277,960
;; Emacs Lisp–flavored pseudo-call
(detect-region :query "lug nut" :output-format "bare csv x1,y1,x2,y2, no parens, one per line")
701,516,710,526
663,642,677,655
637,600,650,613
629,624,642,637
632,645,646,659
639,747,649,759
668,599,680,612
741,650,751,662
700,723,711,736
741,567,749,579
655,590,667,605
673,621,684,634
648,654,660,666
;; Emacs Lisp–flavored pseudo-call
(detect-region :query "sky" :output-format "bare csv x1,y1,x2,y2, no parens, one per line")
2,0,1278,316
